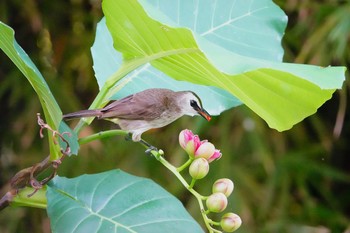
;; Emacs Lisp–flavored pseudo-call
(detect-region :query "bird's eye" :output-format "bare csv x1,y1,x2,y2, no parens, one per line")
190,100,201,111
190,100,197,107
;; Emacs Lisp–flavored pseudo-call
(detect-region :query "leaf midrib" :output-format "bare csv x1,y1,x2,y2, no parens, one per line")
52,186,137,233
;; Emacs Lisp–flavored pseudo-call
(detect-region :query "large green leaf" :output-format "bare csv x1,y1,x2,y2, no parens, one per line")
140,0,287,62
0,21,62,159
47,170,203,233
101,0,345,131
91,18,240,115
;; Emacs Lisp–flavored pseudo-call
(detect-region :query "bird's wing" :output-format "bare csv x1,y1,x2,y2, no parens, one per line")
99,92,169,120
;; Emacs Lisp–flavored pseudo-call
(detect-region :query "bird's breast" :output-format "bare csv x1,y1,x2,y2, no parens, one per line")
152,111,184,127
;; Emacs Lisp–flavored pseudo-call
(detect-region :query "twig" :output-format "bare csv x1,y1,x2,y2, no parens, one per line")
0,114,71,210
0,190,17,211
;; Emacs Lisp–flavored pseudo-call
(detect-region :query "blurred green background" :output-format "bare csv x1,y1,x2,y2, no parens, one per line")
0,0,349,232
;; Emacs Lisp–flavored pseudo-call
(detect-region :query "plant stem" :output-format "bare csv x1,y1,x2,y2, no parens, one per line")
189,178,196,189
152,151,221,233
78,130,128,145
11,187,47,209
207,219,221,226
176,158,193,172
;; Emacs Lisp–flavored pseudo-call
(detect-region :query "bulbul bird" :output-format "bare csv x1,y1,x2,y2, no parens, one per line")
63,88,211,143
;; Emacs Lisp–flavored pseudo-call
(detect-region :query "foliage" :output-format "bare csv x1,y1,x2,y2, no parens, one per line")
100,0,345,131
0,0,349,233
0,22,62,160
47,170,202,233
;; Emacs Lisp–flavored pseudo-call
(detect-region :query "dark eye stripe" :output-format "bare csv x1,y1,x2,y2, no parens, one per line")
189,92,202,108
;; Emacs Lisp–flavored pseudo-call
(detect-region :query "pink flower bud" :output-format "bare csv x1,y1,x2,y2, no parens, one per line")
179,130,223,162
195,141,215,159
207,149,222,163
206,193,228,213
220,213,242,232
179,129,201,158
212,178,234,197
189,158,209,179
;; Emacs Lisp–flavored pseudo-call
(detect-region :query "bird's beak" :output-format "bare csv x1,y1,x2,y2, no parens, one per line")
197,108,211,121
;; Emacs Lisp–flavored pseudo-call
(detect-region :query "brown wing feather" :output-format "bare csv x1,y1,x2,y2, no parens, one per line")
99,89,174,120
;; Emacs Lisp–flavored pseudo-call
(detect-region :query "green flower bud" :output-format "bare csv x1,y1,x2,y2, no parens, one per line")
220,213,242,232
189,158,209,179
212,178,234,197
206,193,227,213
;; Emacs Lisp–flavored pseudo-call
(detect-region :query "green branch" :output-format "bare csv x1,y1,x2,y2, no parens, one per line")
151,151,222,233
11,187,47,209
78,130,128,145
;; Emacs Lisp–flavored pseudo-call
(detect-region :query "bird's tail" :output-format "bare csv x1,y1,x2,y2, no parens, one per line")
63,109,102,120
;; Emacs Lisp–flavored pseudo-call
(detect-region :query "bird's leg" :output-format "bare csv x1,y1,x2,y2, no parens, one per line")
124,133,158,154
139,139,159,154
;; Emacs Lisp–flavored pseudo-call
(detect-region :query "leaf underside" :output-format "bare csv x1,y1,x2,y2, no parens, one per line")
96,0,345,131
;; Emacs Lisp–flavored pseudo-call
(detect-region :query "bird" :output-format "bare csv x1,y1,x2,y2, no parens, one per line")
63,88,211,144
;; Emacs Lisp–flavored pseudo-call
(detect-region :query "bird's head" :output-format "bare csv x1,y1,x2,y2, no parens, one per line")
178,91,211,121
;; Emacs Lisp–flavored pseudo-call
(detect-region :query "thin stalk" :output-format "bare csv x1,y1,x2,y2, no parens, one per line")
79,130,128,145
207,219,221,226
176,158,193,172
189,178,196,189
152,151,221,233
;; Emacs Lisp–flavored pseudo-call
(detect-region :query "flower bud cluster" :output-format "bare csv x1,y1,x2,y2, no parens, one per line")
179,129,221,180
178,129,241,232
207,178,242,232
179,129,221,163
206,178,233,213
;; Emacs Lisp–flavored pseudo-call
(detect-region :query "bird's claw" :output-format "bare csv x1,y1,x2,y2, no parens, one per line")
145,146,159,155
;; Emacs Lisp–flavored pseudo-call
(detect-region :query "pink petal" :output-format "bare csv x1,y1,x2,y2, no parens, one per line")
179,129,194,149
208,149,222,163
193,135,201,151
195,142,215,159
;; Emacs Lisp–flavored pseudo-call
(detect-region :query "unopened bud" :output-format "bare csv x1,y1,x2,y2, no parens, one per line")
212,178,234,197
220,213,242,232
189,158,209,179
206,193,227,213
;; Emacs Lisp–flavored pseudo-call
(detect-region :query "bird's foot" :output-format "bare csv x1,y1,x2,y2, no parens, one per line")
145,145,159,154
138,139,159,155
